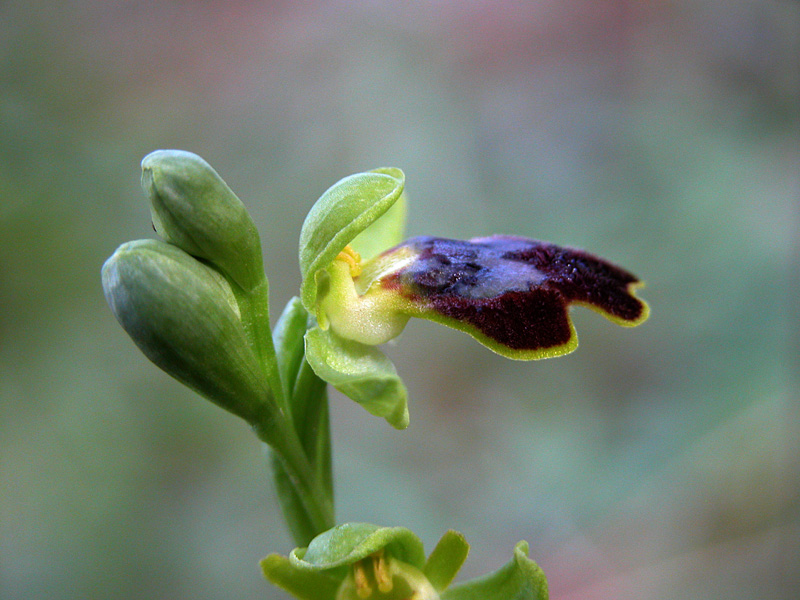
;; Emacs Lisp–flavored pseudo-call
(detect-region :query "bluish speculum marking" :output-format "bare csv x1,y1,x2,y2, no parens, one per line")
392,236,548,299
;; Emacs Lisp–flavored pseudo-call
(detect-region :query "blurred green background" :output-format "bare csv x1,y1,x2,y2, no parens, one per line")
2,2,797,599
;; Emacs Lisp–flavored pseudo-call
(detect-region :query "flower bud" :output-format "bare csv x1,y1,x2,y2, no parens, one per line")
141,149,265,292
102,239,270,423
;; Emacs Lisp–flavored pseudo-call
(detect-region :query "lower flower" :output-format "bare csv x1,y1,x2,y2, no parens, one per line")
261,523,548,600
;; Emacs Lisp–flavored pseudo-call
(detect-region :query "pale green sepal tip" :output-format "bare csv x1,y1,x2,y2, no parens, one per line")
304,327,409,429
299,168,404,310
101,239,270,424
441,541,548,600
291,523,427,572
142,149,265,292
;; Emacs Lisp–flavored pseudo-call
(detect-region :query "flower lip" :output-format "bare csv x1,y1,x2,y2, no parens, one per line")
377,235,649,358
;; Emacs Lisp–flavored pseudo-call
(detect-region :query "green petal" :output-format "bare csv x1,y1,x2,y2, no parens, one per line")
261,553,340,600
101,239,270,424
349,179,407,260
299,168,404,310
304,326,409,429
441,541,548,600
291,523,426,572
423,530,470,592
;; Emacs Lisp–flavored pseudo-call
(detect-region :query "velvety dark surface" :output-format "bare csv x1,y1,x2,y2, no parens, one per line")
386,236,645,351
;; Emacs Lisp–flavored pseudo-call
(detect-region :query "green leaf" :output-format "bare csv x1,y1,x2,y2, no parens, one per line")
291,523,426,572
261,552,340,600
442,541,548,600
142,149,265,292
299,168,404,310
424,530,470,592
101,239,271,424
304,326,409,429
291,361,333,498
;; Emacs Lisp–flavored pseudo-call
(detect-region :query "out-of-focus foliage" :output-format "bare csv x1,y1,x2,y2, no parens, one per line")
1,2,797,599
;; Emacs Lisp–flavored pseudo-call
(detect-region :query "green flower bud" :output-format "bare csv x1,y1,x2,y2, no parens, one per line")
101,239,270,423
142,149,265,292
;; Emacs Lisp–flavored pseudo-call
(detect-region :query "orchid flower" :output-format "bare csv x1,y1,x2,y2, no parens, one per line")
101,151,649,599
262,522,547,600
300,168,649,429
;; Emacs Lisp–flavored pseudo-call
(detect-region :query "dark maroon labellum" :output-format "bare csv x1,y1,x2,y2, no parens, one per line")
384,236,647,353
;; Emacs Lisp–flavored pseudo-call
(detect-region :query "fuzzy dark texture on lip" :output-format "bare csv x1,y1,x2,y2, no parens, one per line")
383,235,646,352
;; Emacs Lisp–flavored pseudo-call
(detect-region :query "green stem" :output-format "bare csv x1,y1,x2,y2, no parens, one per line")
240,292,334,545
269,450,319,546
255,413,335,542
292,359,333,501
237,279,289,417
269,357,334,546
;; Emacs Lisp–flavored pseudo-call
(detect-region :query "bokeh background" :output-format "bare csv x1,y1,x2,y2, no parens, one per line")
2,2,798,599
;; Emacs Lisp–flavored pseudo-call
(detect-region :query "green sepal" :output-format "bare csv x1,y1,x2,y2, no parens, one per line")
299,168,404,310
273,296,311,403
423,530,470,592
142,149,265,292
304,326,409,429
101,239,271,424
261,552,341,600
441,541,548,600
292,523,426,573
